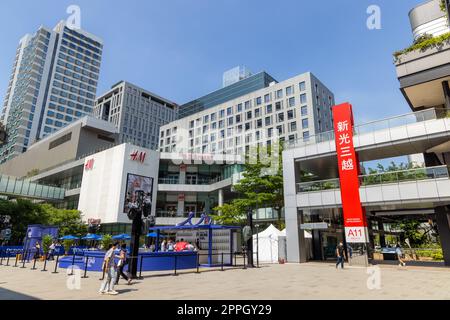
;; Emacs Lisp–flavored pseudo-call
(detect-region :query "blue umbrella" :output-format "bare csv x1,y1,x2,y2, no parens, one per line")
59,235,79,241
146,233,168,238
112,234,131,240
81,234,102,240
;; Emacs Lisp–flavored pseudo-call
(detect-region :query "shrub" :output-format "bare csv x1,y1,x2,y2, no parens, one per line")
101,234,113,251
42,234,54,254
62,239,74,255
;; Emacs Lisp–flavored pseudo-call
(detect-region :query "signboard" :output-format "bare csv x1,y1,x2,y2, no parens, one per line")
300,222,329,230
332,103,368,243
88,219,101,225
178,194,185,201
123,174,154,215
130,150,146,163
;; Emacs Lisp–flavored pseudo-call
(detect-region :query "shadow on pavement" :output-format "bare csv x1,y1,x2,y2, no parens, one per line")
0,287,39,300
371,259,446,268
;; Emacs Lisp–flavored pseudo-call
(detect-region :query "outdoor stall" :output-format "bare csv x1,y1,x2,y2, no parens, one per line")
149,213,240,267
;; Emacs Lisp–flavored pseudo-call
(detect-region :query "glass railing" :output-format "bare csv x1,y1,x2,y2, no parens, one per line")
158,176,223,185
286,108,446,150
156,211,203,218
0,174,66,200
296,165,450,193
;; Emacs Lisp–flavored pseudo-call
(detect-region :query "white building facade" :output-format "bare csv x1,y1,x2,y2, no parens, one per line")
159,72,335,156
0,21,103,164
94,81,178,150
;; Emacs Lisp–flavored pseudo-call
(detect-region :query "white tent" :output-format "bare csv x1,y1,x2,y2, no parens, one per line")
253,225,284,263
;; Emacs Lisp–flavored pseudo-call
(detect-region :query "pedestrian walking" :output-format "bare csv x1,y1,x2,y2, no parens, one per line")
396,243,406,267
47,241,56,261
99,242,119,295
336,241,347,269
115,244,132,285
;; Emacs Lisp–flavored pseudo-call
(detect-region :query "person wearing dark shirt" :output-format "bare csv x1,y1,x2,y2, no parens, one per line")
336,242,347,269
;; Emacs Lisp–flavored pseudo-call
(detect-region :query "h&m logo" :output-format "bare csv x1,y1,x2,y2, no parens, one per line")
130,150,146,163
85,159,94,170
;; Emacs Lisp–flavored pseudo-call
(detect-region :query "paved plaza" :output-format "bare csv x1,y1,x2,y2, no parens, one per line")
0,260,449,300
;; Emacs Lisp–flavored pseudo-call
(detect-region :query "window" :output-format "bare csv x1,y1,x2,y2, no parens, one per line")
204,115,209,123
266,104,273,114
275,101,282,111
286,86,293,96
302,118,309,129
211,113,217,121
255,108,261,118
287,110,295,120
265,116,272,126
276,89,283,99
288,97,295,107
237,104,243,112
236,114,241,123
246,111,252,120
267,127,273,138
264,94,271,103
301,106,308,116
300,94,307,104
244,100,251,110
299,81,306,91
256,119,262,128
277,113,284,122
219,110,225,118
256,97,262,105
290,122,297,132
303,131,310,140
227,117,234,126
227,107,233,116
189,120,194,128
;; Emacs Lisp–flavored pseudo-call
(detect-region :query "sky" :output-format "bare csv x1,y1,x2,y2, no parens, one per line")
0,0,422,125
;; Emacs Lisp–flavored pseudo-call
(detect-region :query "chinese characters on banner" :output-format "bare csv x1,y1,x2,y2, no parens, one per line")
332,103,368,243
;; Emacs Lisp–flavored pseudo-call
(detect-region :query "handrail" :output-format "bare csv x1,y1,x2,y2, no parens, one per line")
286,108,447,150
296,165,450,193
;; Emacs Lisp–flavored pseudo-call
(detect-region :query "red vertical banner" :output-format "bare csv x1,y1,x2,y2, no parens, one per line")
332,103,368,243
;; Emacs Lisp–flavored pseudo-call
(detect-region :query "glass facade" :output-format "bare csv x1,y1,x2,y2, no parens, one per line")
178,72,277,119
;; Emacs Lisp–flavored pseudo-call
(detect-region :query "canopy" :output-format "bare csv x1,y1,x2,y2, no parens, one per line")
59,235,79,240
81,234,102,240
252,225,283,263
112,234,131,240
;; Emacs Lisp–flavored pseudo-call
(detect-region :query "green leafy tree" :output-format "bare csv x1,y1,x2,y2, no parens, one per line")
40,204,87,237
213,144,284,228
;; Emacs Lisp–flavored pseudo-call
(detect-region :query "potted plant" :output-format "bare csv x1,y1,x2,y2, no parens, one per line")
63,239,74,256
42,234,53,261
100,234,112,251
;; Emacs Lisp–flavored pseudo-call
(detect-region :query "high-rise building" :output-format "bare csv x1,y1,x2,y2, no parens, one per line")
159,72,335,154
94,81,178,150
0,21,103,164
222,66,253,88
178,71,277,119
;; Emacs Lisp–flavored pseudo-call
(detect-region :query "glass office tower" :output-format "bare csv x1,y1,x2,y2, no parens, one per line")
0,21,103,164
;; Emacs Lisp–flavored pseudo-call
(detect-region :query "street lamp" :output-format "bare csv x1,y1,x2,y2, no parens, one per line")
126,190,152,279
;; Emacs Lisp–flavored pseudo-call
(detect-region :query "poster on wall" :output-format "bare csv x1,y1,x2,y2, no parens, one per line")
123,173,154,215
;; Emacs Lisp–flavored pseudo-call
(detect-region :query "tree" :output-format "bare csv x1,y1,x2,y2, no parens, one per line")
40,204,87,237
0,199,87,244
392,219,437,247
213,144,284,228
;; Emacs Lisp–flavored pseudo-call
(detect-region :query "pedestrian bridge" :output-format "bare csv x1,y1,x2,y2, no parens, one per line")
0,174,65,201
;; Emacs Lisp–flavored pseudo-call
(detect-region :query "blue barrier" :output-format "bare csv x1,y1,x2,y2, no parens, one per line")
58,250,198,272
0,247,23,258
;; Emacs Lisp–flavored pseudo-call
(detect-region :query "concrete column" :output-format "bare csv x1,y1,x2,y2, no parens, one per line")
283,149,307,263
378,219,386,248
435,206,450,266
177,196,185,217
218,189,224,207
442,81,450,110
179,165,186,184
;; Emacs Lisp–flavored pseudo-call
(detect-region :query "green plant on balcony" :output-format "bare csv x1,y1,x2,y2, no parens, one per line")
441,0,448,12
393,32,450,61
322,181,337,190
